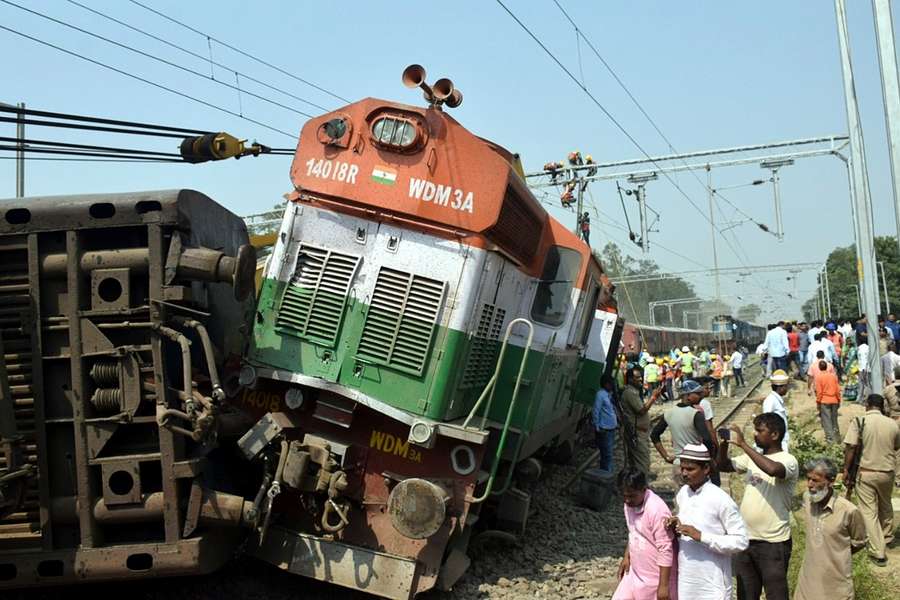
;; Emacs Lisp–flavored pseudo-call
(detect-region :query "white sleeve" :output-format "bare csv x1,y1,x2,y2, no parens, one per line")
700,497,749,555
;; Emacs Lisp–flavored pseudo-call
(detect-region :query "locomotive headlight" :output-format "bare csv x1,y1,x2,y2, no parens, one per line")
284,387,305,410
387,478,448,539
408,420,435,448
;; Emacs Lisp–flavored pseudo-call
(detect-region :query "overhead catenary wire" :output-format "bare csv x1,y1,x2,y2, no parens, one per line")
544,1,774,274
64,0,331,113
1,1,316,120
0,104,211,135
0,155,186,163
0,144,184,162
0,24,296,139
0,136,181,158
126,0,350,104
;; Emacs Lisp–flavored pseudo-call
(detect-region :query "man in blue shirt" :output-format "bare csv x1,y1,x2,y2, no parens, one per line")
593,374,618,472
886,313,900,342
765,321,790,373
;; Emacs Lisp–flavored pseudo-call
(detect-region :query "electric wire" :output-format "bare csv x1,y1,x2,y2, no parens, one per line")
0,24,296,139
0,115,208,139
64,0,331,113
1,1,316,120
0,136,180,157
0,104,211,135
0,144,183,161
0,155,185,163
127,0,350,104
545,1,774,272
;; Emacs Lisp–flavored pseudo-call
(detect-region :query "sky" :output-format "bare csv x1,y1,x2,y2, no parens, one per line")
1,0,898,324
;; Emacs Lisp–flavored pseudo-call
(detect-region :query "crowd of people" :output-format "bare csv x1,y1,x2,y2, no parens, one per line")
595,317,900,600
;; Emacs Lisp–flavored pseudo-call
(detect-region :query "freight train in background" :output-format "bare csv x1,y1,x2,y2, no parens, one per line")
618,315,766,358
0,65,623,599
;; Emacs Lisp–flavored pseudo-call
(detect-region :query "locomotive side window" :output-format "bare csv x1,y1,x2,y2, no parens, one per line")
531,246,582,327
577,281,602,346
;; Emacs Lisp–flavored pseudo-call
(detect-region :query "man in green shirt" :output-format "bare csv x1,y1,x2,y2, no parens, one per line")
619,366,662,476
681,345,696,378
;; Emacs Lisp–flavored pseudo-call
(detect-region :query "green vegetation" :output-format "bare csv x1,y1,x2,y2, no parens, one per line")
802,235,900,320
598,242,731,326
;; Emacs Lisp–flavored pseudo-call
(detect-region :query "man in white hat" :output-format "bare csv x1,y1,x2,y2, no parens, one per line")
763,370,791,450
668,443,748,599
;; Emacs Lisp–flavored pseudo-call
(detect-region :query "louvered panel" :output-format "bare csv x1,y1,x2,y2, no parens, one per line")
276,245,360,347
461,304,506,389
357,268,445,376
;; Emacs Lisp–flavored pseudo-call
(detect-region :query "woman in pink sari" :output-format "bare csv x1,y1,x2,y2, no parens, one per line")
613,468,678,600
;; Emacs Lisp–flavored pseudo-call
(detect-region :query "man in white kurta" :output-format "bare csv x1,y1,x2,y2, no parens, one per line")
670,444,748,599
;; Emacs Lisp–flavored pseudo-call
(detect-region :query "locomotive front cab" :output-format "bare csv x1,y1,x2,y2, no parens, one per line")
238,68,620,599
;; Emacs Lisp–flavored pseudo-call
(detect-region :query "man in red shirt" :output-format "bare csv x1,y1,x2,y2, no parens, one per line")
806,350,835,394
814,360,841,443
786,323,801,377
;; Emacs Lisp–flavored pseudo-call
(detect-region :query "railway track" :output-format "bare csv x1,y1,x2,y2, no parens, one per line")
714,368,767,429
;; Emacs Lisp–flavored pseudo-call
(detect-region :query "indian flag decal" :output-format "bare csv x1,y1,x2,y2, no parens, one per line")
371,165,398,185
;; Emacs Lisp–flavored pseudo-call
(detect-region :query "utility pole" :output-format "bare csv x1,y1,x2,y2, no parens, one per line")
872,0,900,259
1,102,25,197
823,264,833,316
878,260,891,313
16,102,23,198
574,173,584,236
836,0,883,391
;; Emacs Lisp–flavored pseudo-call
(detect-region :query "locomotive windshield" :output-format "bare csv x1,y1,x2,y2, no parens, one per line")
531,245,581,327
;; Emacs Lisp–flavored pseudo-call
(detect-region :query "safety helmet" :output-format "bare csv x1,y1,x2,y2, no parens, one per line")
770,369,790,385
710,354,717,359
682,345,690,352
656,358,664,365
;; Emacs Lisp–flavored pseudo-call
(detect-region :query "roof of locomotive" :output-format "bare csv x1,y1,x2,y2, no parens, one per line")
288,97,602,285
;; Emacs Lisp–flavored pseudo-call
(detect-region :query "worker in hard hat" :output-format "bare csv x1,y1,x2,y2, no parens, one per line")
681,346,696,380
644,357,661,397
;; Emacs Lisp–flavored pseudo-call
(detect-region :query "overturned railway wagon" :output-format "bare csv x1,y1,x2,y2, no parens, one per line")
0,190,258,585
0,66,623,599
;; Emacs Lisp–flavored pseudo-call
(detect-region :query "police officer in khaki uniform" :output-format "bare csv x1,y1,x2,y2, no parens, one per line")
843,393,900,565
619,366,662,477
883,364,900,487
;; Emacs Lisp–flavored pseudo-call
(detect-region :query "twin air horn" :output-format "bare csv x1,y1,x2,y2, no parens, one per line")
402,64,463,109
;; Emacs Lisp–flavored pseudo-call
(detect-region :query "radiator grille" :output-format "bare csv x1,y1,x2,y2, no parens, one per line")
276,245,360,346
487,185,543,265
357,267,445,375
461,304,506,388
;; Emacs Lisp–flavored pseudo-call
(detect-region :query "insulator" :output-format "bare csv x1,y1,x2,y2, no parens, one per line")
90,388,122,413
90,361,121,385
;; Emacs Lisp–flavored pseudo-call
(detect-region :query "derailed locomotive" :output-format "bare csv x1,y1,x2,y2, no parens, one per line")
0,66,622,599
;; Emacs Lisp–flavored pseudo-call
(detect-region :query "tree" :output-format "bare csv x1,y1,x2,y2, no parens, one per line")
597,242,701,326
802,236,900,321
737,303,762,322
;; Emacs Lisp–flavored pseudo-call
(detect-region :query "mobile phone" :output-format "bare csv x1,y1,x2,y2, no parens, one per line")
717,427,731,441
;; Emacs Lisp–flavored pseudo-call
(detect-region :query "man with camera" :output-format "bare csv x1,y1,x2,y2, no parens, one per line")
716,414,798,600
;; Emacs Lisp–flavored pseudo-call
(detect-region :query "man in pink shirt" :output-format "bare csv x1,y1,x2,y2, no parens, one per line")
613,467,677,600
